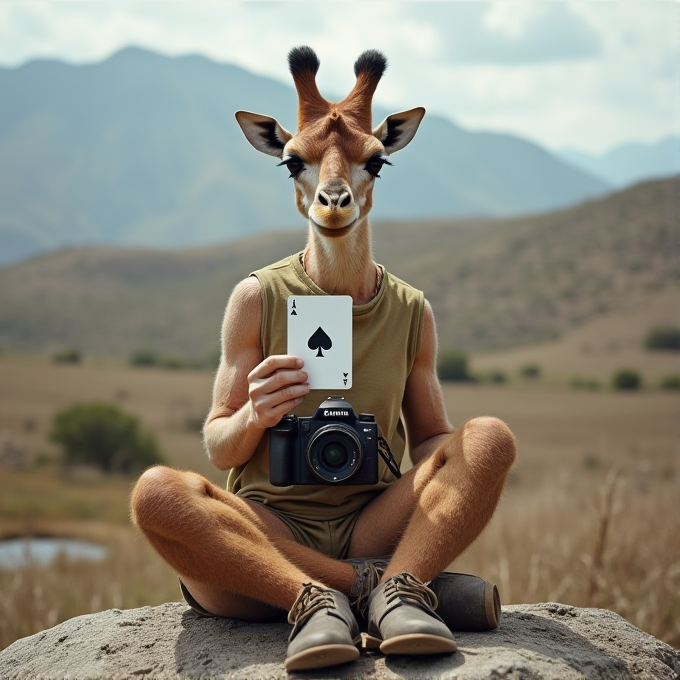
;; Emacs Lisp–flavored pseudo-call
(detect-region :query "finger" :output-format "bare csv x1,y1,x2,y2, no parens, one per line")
261,368,309,393
250,387,309,428
248,355,303,382
248,368,308,403
251,381,310,410
269,395,306,422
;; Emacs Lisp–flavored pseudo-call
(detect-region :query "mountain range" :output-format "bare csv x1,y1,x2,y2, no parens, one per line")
557,136,678,188
0,46,614,266
0,178,675,356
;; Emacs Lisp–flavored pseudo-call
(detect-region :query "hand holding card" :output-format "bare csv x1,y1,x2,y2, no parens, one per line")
287,295,352,390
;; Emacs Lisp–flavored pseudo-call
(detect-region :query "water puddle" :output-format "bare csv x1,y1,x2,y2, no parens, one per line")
0,537,108,569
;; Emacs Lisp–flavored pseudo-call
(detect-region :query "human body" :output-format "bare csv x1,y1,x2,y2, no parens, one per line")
132,47,515,671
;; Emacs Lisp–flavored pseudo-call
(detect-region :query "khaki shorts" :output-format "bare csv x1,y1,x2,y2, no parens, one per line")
179,503,363,617
262,504,363,560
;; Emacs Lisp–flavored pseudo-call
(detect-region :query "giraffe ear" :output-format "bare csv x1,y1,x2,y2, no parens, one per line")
235,111,293,158
373,107,426,154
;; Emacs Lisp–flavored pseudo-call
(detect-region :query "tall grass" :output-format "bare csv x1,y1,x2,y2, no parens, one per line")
1,465,677,651
0,523,179,650
453,466,680,647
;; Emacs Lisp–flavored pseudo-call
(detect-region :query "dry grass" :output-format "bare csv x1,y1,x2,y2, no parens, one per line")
450,468,679,647
0,522,179,650
0,359,678,651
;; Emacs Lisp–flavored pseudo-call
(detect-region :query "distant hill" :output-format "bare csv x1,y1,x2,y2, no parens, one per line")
558,136,678,188
0,178,675,356
0,46,609,265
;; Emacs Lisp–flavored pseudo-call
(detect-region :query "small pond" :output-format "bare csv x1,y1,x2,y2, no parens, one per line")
0,537,108,570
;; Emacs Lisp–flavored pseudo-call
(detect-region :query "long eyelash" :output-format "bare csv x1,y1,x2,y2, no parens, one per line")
277,155,304,178
366,155,393,178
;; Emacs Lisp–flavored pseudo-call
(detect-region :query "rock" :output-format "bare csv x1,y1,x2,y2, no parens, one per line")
0,602,678,679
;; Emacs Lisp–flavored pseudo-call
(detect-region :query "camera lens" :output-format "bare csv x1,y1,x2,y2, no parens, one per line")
323,445,346,467
306,424,363,483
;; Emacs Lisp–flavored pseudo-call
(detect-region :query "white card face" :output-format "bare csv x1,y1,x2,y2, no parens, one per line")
287,295,352,390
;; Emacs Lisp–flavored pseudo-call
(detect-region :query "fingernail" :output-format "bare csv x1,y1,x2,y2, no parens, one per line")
296,359,304,367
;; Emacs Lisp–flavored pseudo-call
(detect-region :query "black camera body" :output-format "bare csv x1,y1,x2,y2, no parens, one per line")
269,397,379,486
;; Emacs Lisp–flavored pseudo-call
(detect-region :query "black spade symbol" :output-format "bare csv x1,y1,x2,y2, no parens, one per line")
308,327,332,357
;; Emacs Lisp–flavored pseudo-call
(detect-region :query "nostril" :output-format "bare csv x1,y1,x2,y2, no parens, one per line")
318,193,329,207
340,193,351,208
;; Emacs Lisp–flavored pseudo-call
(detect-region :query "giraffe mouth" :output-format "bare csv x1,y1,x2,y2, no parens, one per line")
310,218,357,238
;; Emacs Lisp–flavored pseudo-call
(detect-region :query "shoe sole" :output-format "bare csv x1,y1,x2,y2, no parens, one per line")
284,643,360,671
379,633,458,656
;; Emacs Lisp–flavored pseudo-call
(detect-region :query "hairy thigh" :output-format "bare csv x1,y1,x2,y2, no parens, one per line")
179,494,296,619
133,467,296,619
346,459,434,558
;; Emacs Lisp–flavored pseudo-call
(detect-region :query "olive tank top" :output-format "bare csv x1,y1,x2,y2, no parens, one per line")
226,251,425,520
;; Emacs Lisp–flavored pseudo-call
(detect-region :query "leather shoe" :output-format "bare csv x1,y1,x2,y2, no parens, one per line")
285,583,361,671
366,572,457,655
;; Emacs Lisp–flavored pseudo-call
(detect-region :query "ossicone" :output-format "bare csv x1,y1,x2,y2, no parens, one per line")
354,50,387,80
288,46,320,77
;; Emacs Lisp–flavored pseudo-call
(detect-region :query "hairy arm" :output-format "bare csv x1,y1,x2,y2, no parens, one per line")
402,300,454,465
202,277,310,471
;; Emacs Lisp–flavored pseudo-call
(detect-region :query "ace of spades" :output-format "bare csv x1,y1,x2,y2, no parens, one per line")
287,295,352,390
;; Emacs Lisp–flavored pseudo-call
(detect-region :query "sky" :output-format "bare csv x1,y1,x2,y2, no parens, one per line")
0,1,677,155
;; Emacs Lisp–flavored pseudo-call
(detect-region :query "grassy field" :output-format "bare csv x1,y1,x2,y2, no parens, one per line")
0,356,678,650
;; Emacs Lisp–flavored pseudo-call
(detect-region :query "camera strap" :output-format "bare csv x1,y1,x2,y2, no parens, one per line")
377,435,402,479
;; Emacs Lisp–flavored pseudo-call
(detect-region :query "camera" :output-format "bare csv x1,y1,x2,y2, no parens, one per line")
269,397,379,486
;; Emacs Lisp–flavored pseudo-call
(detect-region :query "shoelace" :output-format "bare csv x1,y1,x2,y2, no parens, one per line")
350,563,383,618
288,583,337,626
384,572,439,611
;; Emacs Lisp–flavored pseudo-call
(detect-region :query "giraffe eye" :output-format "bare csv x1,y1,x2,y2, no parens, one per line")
278,155,304,178
365,155,392,178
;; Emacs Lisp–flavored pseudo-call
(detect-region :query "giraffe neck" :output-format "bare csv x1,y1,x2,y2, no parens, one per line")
303,216,379,306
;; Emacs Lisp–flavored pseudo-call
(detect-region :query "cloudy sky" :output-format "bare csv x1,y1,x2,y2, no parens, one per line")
0,1,676,155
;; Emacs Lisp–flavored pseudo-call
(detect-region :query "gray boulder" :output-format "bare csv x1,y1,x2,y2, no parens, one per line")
0,602,678,679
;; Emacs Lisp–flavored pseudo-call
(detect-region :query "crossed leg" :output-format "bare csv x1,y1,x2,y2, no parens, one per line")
131,416,515,618
131,468,358,619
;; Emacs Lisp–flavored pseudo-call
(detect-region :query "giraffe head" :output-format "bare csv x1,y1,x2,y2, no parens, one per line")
235,46,425,239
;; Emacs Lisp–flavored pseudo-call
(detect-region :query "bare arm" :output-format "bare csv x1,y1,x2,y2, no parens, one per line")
202,277,310,471
402,300,454,465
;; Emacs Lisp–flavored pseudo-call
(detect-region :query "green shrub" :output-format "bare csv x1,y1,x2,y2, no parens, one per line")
486,369,507,384
49,402,164,474
130,349,159,367
611,369,642,391
130,349,217,371
159,355,184,370
570,377,600,390
53,347,82,364
659,375,680,390
519,363,541,380
437,349,471,382
644,326,680,351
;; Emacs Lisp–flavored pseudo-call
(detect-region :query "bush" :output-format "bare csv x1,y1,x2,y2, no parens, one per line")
519,363,541,380
437,349,471,382
486,369,507,384
570,376,600,390
611,369,642,391
53,347,82,364
659,375,680,390
130,349,160,367
130,349,217,371
49,402,164,473
644,326,680,351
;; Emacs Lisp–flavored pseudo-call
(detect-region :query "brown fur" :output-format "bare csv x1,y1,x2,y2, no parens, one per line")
131,48,516,620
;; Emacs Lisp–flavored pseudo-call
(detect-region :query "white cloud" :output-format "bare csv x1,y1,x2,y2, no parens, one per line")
0,1,675,154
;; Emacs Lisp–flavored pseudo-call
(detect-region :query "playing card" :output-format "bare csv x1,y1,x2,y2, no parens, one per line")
287,295,352,390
